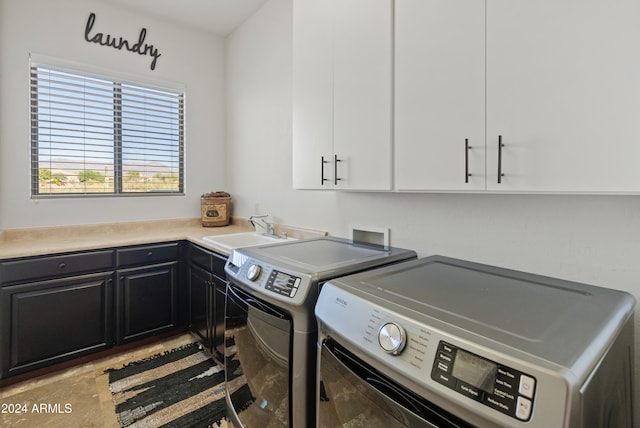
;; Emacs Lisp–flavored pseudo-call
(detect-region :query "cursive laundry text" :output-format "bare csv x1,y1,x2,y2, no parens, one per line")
84,12,161,70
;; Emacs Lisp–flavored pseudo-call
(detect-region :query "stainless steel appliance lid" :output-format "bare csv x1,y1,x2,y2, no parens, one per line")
233,236,416,276
325,255,635,367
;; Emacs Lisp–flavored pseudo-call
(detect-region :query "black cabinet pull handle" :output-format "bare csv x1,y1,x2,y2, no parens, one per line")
465,138,472,183
147,251,153,257
334,154,342,186
321,156,328,185
58,262,66,269
497,135,505,183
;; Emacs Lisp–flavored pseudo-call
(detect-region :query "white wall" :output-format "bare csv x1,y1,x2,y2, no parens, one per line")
226,0,640,413
0,0,225,229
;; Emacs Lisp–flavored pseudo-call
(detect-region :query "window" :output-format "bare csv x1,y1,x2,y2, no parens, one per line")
30,64,184,196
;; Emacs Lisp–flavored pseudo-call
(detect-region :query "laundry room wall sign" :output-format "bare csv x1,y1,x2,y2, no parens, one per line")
84,12,162,70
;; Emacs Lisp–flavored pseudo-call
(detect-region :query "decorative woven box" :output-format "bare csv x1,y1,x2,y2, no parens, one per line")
200,192,231,227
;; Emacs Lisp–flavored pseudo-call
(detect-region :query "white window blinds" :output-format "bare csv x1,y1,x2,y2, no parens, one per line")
30,64,184,196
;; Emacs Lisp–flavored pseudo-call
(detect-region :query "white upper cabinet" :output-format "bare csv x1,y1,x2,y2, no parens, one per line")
292,0,333,189
486,0,640,192
295,0,640,193
395,0,485,191
292,0,393,190
332,0,393,190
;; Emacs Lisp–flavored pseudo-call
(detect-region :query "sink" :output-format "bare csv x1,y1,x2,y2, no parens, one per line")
202,232,296,252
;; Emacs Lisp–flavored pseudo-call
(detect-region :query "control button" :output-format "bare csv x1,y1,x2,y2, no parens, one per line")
290,287,298,298
456,382,483,402
246,264,262,281
493,387,515,401
436,360,451,373
516,396,532,420
438,352,453,363
484,394,513,416
432,371,457,389
378,322,406,355
440,342,455,354
519,375,536,398
495,376,517,392
497,366,518,381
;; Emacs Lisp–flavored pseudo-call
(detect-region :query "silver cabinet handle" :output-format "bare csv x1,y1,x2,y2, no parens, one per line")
465,139,472,183
497,135,505,183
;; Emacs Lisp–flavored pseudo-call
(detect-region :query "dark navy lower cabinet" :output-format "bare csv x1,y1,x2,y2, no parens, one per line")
0,241,186,379
115,243,180,344
188,243,227,362
116,262,178,344
0,272,114,378
189,263,212,349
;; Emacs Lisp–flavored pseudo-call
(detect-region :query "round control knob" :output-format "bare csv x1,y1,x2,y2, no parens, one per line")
246,264,262,281
378,322,406,355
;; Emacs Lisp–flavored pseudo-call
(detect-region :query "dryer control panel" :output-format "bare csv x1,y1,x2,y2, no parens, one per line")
431,341,536,422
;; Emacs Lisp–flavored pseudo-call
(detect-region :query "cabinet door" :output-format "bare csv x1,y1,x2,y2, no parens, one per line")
395,0,485,191
189,264,212,349
212,275,227,361
0,273,113,377
293,0,393,190
116,262,177,344
332,0,393,190
486,0,640,192
292,0,334,189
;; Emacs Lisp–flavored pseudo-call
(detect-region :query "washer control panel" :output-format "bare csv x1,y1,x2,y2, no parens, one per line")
265,269,302,298
431,341,536,422
226,254,309,305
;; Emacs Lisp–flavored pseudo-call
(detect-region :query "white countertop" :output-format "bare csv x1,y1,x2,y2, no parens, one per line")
0,217,326,259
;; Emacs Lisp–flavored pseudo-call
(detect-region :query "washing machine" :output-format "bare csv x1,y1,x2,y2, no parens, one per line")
315,255,636,427
223,236,416,427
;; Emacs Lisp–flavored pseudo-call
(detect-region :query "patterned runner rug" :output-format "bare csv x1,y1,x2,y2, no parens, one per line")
106,342,229,428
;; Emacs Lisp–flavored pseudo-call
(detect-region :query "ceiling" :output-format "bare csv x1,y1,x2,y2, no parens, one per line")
100,0,269,36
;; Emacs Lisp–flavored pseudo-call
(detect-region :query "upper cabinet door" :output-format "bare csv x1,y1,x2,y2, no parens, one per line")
292,0,334,189
332,0,393,190
292,0,393,191
395,0,485,191
486,0,640,192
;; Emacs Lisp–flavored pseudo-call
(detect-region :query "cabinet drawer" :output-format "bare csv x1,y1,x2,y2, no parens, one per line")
190,244,227,277
0,250,115,285
117,243,179,268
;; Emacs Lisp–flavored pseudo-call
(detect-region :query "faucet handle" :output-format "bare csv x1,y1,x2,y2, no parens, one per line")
249,214,268,229
249,214,275,235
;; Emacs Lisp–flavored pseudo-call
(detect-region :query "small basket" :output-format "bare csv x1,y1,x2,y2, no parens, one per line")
200,192,231,227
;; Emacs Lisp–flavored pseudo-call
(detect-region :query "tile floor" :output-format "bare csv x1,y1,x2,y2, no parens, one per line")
0,333,208,428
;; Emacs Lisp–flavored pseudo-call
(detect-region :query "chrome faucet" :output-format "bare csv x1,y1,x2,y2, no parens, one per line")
249,214,279,238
